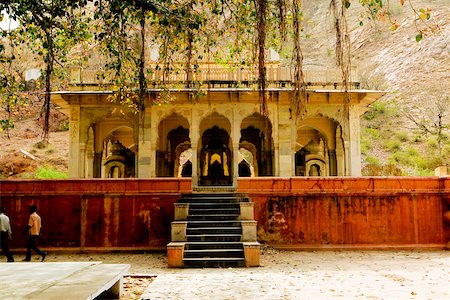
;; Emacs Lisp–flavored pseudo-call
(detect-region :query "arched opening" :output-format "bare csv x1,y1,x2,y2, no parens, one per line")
295,148,307,176
240,113,274,176
157,114,191,177
199,125,232,186
295,116,340,177
181,161,192,177
309,164,321,176
96,123,135,178
238,161,251,177
108,165,122,178
295,126,328,177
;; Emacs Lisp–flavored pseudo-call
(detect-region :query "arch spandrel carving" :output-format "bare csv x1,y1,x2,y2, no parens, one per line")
304,107,344,125
156,108,192,127
199,112,232,136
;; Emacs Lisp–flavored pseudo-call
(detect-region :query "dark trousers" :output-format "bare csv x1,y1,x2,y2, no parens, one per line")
25,235,46,260
0,231,14,262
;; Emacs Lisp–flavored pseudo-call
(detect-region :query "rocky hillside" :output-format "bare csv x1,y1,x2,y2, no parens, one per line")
0,0,448,178
303,0,449,175
352,0,450,175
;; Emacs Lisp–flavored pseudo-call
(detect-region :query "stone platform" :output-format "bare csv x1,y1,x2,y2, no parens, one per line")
0,262,129,300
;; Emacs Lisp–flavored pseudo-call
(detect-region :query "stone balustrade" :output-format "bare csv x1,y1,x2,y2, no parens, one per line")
68,63,360,89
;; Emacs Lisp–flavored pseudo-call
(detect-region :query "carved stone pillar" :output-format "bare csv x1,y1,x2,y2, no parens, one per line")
328,149,337,176
93,152,102,178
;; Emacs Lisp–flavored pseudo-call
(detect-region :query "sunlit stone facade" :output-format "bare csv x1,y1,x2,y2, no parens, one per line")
52,65,383,188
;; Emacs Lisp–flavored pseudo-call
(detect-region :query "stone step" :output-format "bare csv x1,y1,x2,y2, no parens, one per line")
187,214,239,221
184,249,244,258
186,227,242,235
188,202,241,208
179,197,249,204
184,242,244,250
183,257,246,268
186,234,242,242
182,192,242,198
189,208,240,215
168,192,259,268
187,220,242,228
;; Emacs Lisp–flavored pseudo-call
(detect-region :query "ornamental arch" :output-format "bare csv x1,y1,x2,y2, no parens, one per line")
240,113,274,176
88,122,136,178
198,112,232,186
156,113,191,177
295,115,341,177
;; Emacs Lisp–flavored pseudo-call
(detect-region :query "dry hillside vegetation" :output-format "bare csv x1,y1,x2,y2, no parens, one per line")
0,103,69,178
0,0,449,178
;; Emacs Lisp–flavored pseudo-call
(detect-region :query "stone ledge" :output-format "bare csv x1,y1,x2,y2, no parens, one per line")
171,222,188,241
243,242,260,267
167,242,185,268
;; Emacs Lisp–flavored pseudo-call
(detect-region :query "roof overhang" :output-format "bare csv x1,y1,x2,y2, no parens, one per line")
51,88,386,114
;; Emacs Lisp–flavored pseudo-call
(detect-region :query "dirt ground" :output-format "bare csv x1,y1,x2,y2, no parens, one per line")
14,247,450,300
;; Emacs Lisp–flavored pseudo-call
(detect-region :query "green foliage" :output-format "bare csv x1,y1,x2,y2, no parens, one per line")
426,137,438,148
412,133,423,143
386,144,446,176
363,101,386,121
1,0,90,141
389,148,424,168
365,155,380,165
364,128,381,140
0,119,14,132
415,34,423,42
395,131,409,142
383,139,402,152
35,166,68,179
0,28,30,136
360,138,371,155
58,121,69,132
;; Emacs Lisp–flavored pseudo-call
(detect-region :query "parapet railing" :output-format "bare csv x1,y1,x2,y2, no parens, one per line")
69,63,360,89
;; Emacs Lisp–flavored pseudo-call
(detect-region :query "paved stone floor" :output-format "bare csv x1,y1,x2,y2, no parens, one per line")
5,249,449,299
140,250,450,300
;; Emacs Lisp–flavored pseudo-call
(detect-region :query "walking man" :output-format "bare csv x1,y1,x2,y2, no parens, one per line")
24,205,46,262
0,207,14,262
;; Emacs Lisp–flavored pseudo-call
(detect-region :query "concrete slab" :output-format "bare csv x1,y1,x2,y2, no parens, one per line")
0,262,129,300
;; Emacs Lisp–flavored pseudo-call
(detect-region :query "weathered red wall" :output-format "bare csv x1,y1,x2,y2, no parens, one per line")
238,177,450,248
0,179,191,250
0,177,449,250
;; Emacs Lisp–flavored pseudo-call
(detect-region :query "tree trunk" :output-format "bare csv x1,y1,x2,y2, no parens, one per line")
138,8,146,113
42,34,53,145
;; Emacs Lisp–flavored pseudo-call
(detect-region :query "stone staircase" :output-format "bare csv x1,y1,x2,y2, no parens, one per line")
167,192,260,268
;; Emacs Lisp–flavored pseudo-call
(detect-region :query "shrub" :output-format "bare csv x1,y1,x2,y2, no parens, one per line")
412,134,423,143
426,137,439,148
365,155,380,165
396,131,409,142
360,139,372,154
414,167,434,176
363,128,381,140
363,101,386,121
58,121,69,132
383,139,402,152
35,166,68,179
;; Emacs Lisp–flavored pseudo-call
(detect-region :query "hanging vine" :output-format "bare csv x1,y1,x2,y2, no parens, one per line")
291,0,307,120
255,0,268,116
277,0,287,44
331,0,352,125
